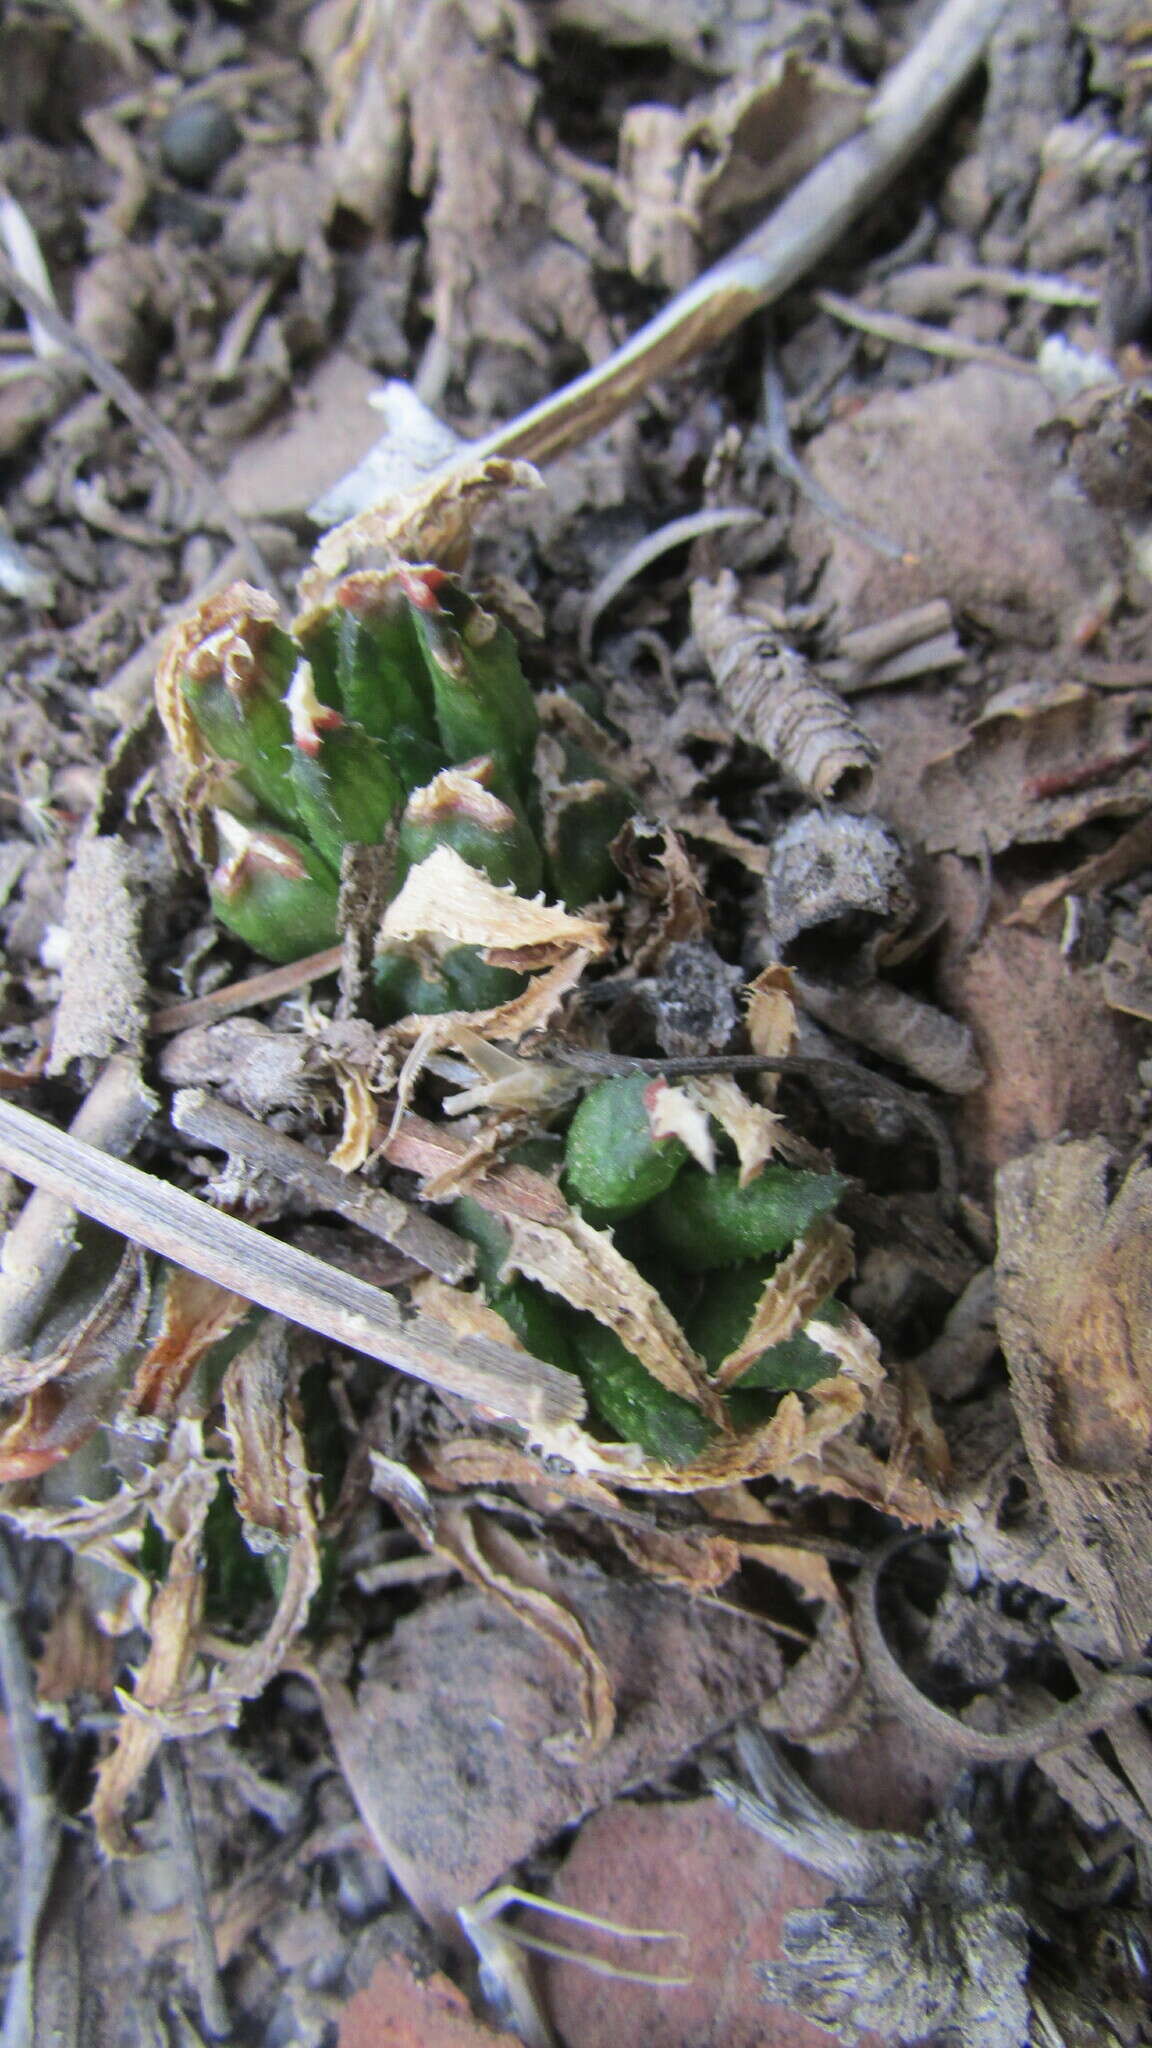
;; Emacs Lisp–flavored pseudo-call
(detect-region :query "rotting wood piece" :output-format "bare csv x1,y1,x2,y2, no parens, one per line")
996,1137,1152,1655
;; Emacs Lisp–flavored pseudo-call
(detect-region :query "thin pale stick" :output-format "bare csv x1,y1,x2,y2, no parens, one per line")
813,288,1040,374
158,1743,230,2041
459,0,1009,470
0,1531,62,2048
149,946,344,1036
578,507,763,659
0,1096,584,1429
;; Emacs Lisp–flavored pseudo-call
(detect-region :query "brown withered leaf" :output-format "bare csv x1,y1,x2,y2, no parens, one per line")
203,1320,323,1718
604,669,770,874
607,1521,741,1592
611,820,711,974
918,681,1152,857
433,1505,616,1761
997,1138,1152,1654
305,0,609,407
0,1247,147,1404
712,1218,856,1391
0,1385,87,1482
90,1420,220,1854
378,845,610,966
789,365,1119,650
125,1267,251,1421
313,1552,784,1930
98,1324,323,1813
0,1250,150,1479
786,1434,948,1528
0,1486,156,1633
301,456,542,597
692,569,876,803
503,1209,725,1423
36,1587,121,1709
618,53,866,292
1004,812,1152,930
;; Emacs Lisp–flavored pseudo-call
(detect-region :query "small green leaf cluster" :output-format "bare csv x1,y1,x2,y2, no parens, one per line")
456,1075,847,1465
163,571,633,1006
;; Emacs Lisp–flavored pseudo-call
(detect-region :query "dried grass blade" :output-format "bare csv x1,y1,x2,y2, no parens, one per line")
0,1095,584,1429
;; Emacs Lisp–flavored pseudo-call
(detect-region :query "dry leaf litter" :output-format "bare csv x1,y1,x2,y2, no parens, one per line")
0,1,1151,2045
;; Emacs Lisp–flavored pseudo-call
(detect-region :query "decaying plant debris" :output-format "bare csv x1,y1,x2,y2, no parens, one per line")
1,0,1152,2043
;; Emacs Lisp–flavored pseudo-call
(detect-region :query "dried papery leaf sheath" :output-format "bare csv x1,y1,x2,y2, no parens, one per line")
691,571,876,801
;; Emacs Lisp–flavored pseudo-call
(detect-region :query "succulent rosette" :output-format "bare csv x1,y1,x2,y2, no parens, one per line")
155,556,633,1010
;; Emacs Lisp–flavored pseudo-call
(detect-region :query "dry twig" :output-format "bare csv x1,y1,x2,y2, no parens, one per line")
171,1087,474,1284
463,0,1010,467
0,1094,584,1430
0,1531,61,2048
0,251,283,604
148,946,344,1037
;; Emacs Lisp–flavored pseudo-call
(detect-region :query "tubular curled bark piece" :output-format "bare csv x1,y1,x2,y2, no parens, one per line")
691,571,877,801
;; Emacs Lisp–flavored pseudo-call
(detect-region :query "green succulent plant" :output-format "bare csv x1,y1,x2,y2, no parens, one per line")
156,568,634,1014
451,1082,848,1465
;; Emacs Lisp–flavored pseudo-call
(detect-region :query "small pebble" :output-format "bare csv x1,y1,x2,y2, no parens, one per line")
159,98,239,186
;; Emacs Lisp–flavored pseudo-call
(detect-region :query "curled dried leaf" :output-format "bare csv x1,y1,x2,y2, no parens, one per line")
378,845,609,966
126,1268,250,1422
713,1217,856,1391
437,1505,616,1762
302,457,542,597
328,1064,378,1172
533,1367,873,1495
504,1209,724,1424
90,1421,220,1854
388,946,603,1047
0,1247,147,1404
691,570,876,801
